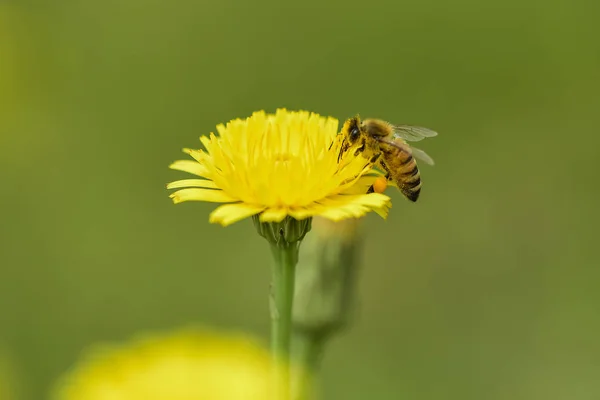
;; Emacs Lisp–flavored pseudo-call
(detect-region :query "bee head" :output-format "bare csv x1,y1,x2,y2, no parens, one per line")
345,116,362,144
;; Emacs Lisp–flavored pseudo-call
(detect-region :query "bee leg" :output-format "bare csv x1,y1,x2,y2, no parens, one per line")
353,144,365,157
337,137,347,163
366,156,381,194
338,143,348,163
352,137,366,157
378,159,391,176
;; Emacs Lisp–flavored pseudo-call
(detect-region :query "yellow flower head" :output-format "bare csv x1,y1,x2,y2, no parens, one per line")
167,109,391,226
52,328,285,400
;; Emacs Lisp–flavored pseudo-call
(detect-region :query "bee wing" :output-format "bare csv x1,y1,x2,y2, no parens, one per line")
375,136,435,166
392,125,438,142
409,146,435,166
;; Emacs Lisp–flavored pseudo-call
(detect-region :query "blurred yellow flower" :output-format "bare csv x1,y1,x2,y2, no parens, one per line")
0,351,19,400
52,328,284,400
167,109,391,226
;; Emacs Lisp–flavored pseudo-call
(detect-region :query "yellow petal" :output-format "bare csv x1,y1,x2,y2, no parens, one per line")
317,204,369,221
340,175,379,195
170,188,238,204
259,208,289,223
183,148,206,163
288,206,323,220
169,160,209,177
321,193,391,208
209,203,266,226
166,179,218,190
315,193,391,221
371,204,391,219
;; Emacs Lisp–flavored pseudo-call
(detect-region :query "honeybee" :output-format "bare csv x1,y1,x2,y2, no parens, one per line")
339,116,437,202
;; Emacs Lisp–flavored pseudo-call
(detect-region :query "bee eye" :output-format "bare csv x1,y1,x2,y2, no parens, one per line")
350,128,360,139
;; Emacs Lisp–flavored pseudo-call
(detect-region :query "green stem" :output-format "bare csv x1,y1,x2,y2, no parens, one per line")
293,332,326,400
270,243,298,400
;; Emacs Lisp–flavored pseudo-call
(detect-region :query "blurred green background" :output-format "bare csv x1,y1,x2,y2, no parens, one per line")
1,0,599,399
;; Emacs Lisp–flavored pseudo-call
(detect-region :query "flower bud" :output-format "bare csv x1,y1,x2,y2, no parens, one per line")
292,217,363,337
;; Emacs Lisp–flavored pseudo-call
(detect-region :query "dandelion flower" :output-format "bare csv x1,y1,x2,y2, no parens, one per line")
52,328,287,400
167,109,391,227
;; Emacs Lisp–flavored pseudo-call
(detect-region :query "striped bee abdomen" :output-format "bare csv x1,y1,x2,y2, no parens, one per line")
385,149,422,202
400,156,422,202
